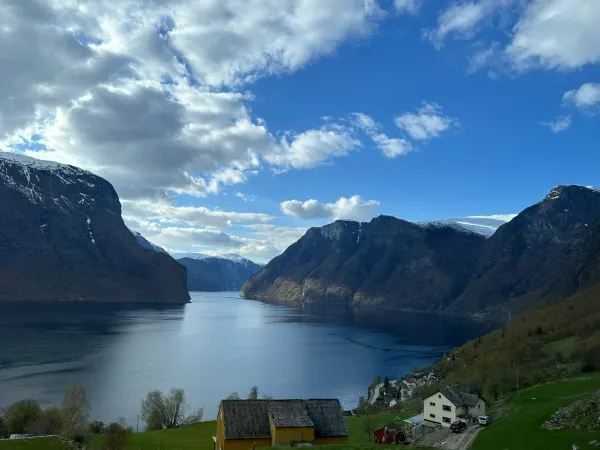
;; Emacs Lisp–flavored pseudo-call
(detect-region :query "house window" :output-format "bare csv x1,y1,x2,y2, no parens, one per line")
443,417,451,424
438,394,441,399
429,402,436,407
443,405,451,412
429,414,435,418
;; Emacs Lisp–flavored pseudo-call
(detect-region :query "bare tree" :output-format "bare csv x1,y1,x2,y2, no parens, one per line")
61,385,89,439
226,392,241,400
141,388,203,431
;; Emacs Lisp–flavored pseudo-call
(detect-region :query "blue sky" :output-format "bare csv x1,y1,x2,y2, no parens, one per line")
1,0,599,261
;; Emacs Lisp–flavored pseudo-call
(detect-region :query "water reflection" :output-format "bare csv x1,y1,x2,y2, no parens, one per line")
0,293,491,425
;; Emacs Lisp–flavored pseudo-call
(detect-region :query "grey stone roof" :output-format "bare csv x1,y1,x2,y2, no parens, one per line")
440,387,481,408
268,400,314,428
220,399,347,440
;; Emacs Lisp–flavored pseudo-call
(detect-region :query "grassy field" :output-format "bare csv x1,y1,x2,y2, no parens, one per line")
472,373,600,450
0,411,428,450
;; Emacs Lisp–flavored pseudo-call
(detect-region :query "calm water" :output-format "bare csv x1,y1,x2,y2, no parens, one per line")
0,292,492,425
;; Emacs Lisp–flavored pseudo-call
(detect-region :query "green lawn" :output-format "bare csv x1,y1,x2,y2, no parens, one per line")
472,373,600,450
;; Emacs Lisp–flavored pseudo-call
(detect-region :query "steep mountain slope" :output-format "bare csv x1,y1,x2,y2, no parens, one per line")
242,186,600,318
451,185,600,316
178,255,261,291
241,216,485,311
0,152,189,302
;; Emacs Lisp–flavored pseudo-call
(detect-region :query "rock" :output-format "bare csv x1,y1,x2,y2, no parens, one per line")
0,152,189,303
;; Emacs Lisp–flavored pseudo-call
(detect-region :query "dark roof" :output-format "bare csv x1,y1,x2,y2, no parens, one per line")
440,387,481,408
268,400,314,428
221,400,271,439
304,399,348,437
220,399,348,440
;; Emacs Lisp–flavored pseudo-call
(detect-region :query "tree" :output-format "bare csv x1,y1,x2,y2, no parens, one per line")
141,388,203,431
101,422,129,450
89,420,106,434
0,414,8,438
226,392,240,400
61,385,89,439
27,407,62,435
247,386,259,400
4,399,41,435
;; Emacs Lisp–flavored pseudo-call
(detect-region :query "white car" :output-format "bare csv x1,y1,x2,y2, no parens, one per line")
478,415,492,426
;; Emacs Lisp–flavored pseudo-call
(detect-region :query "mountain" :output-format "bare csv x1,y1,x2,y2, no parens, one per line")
0,152,189,302
178,254,261,291
450,185,600,317
241,216,485,311
242,185,600,319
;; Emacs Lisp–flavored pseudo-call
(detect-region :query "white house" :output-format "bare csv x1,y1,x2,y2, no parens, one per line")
423,387,485,427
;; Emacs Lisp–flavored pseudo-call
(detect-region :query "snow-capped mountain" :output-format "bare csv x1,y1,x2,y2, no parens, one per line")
0,152,189,302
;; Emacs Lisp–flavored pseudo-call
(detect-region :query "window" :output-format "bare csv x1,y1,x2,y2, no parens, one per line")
438,394,441,399
443,405,452,412
429,402,436,407
443,417,451,424
429,413,436,418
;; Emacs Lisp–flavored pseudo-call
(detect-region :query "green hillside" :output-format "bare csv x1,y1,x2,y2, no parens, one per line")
472,374,600,450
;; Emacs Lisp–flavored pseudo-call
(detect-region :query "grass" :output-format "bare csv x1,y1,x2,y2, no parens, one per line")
0,437,63,450
471,373,600,450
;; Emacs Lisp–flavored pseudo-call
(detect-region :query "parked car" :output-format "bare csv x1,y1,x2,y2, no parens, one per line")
450,420,467,433
478,415,492,426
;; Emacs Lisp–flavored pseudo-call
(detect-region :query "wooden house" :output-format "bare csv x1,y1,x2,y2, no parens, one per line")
215,399,348,450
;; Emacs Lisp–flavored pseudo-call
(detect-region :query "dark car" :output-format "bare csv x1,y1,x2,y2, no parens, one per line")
450,420,467,433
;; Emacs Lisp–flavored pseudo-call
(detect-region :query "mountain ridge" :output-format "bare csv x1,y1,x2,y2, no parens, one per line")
242,185,600,320
0,152,189,303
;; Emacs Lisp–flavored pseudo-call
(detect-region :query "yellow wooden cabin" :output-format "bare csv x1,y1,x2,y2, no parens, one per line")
215,399,348,450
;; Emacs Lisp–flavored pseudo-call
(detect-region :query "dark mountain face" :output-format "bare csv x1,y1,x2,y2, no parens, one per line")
0,153,189,302
242,186,600,319
178,256,261,291
241,216,486,311
451,185,600,316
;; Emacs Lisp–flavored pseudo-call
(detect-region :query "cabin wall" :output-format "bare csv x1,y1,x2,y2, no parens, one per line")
270,422,314,445
313,436,349,445
216,406,225,450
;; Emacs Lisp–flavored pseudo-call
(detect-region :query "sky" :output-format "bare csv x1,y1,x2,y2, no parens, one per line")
1,0,599,262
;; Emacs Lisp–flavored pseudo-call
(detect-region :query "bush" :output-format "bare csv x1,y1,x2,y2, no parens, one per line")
89,420,106,434
4,399,41,434
101,422,129,450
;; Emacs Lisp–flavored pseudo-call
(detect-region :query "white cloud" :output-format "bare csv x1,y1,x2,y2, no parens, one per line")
264,127,360,171
352,112,413,158
281,195,380,222
394,0,423,14
507,0,600,71
563,83,600,111
540,115,572,133
394,103,457,141
424,0,508,48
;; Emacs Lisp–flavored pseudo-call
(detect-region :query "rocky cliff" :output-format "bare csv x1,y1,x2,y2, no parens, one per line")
242,185,600,318
242,216,485,311
0,152,189,302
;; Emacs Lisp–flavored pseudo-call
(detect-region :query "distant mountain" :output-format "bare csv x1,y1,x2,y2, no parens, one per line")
242,216,485,311
440,215,517,237
0,152,189,302
178,254,262,291
242,186,600,320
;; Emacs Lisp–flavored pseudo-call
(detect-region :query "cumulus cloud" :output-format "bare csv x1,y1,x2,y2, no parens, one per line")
264,127,360,171
394,103,457,141
540,115,572,134
281,195,380,222
0,0,389,260
563,83,600,111
507,0,600,71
